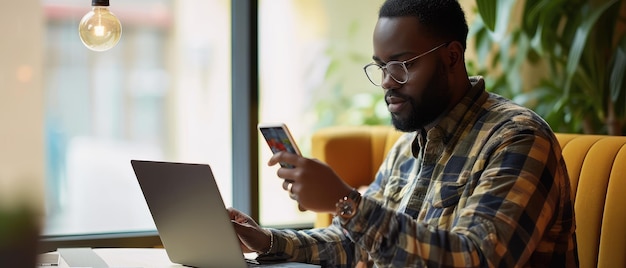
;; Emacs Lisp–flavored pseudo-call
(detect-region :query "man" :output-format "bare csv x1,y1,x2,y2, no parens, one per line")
229,0,578,267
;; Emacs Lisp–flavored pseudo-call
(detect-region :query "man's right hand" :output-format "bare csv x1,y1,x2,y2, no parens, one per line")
227,207,272,254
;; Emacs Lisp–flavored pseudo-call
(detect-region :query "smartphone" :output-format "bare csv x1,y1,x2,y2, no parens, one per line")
258,123,301,168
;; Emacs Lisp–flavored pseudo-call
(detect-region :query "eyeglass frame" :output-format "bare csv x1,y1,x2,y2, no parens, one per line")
363,42,449,86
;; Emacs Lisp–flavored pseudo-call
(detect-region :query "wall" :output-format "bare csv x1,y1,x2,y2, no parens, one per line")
0,0,45,215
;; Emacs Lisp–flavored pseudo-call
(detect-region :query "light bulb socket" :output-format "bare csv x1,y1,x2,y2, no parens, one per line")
92,0,110,6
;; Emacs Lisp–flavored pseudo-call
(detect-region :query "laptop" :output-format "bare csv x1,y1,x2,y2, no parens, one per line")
130,160,319,268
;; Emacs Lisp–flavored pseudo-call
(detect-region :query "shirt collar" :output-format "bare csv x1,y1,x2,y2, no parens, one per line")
419,76,488,147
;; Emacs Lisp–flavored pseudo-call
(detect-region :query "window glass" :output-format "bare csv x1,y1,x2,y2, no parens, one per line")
42,0,232,236
258,0,388,226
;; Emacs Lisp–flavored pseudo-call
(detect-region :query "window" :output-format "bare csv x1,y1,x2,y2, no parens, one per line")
42,0,232,236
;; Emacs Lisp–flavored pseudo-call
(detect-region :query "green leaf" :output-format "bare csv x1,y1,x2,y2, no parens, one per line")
609,38,626,118
491,0,516,42
564,0,618,95
610,40,626,102
528,0,564,54
476,0,497,32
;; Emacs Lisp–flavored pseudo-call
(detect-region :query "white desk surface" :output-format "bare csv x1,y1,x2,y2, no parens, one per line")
41,248,222,268
39,248,319,268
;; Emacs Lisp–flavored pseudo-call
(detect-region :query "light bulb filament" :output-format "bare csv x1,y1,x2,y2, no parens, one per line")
94,25,105,36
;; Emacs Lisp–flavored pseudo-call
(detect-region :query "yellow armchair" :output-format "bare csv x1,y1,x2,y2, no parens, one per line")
311,125,626,268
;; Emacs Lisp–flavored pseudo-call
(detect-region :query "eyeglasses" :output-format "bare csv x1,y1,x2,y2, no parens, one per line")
363,42,449,87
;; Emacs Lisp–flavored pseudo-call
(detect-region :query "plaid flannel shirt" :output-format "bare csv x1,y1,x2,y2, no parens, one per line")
262,77,578,268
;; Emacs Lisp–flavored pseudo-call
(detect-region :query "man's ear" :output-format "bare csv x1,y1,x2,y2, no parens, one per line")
446,41,464,69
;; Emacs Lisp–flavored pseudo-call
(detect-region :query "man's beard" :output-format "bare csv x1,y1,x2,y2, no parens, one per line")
390,63,450,132
391,97,430,132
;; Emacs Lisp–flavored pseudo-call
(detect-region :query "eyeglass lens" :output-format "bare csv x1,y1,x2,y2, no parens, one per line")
364,63,408,86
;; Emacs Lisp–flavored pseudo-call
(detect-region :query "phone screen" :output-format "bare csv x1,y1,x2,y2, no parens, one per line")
259,123,301,167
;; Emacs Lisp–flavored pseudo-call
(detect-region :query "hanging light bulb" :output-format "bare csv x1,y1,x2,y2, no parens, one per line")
78,0,122,52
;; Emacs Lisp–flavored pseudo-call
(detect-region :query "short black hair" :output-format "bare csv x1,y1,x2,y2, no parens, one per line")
379,0,468,50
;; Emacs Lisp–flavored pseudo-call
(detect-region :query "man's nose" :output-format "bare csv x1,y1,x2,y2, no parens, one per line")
380,70,399,89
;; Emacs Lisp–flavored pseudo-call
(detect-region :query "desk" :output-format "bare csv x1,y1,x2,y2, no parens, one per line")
39,248,318,267
40,248,188,267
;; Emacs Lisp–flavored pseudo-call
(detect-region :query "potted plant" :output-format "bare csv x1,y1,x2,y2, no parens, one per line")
473,0,626,135
0,207,40,267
